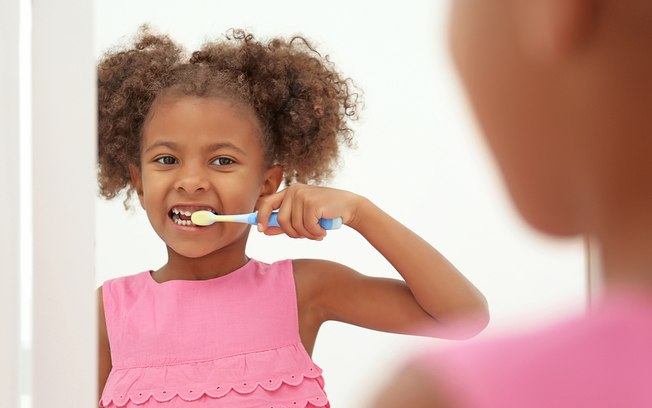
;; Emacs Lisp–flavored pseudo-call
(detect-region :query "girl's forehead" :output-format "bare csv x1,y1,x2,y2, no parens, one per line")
142,95,265,152
149,94,257,122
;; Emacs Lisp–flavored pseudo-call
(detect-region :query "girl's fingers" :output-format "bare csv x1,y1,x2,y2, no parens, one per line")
288,187,324,240
304,205,327,239
256,184,331,241
255,190,285,232
262,226,285,236
277,195,301,238
290,199,314,239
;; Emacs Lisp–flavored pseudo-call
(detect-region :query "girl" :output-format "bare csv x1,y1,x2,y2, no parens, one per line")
97,27,488,408
373,1,652,407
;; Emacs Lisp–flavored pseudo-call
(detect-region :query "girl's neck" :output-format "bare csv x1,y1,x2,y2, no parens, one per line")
155,240,250,283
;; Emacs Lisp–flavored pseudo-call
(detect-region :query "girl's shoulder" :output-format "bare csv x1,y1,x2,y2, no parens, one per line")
291,258,351,273
290,258,363,311
291,258,350,289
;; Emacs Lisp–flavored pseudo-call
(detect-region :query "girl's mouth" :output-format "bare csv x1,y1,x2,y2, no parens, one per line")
168,207,217,226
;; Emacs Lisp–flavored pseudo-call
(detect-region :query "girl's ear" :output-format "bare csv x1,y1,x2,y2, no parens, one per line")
511,0,595,62
128,163,146,210
260,165,284,197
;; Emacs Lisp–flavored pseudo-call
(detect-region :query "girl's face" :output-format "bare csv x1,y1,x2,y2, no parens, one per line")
448,0,582,236
130,95,282,259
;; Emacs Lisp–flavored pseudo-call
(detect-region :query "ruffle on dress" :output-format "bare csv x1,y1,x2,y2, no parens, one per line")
100,345,328,407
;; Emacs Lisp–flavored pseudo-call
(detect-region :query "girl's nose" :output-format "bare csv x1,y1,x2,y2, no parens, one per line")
173,166,210,194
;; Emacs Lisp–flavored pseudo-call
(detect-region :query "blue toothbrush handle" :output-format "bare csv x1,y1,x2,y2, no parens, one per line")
265,212,343,230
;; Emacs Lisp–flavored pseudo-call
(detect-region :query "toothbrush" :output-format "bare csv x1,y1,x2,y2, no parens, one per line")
191,210,343,230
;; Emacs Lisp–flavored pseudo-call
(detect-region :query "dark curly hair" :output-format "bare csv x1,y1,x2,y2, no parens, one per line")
97,26,361,202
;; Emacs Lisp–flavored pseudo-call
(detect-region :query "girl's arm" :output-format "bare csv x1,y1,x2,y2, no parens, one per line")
257,185,489,339
97,288,112,402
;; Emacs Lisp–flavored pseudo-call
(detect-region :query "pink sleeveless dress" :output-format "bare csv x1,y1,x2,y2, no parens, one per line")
100,259,328,408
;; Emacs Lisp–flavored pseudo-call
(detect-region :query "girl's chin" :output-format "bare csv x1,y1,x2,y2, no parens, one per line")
167,244,216,259
162,229,249,259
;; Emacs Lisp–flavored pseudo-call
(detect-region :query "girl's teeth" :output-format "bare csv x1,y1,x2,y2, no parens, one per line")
173,217,191,226
171,213,192,226
171,208,213,214
171,207,215,226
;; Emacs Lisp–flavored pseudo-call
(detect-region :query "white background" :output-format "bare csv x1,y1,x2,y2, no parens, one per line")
94,1,586,406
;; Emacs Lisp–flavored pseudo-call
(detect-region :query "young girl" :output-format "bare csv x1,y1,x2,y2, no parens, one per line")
97,27,488,408
373,1,652,407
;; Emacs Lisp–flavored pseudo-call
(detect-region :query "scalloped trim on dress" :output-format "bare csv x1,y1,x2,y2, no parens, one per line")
100,369,327,407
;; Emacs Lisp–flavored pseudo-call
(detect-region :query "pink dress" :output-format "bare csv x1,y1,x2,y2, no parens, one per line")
100,259,328,408
413,289,652,407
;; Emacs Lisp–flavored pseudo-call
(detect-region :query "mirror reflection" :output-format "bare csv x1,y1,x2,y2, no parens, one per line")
94,1,586,406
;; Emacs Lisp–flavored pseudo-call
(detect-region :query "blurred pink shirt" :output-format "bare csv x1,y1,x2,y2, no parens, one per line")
416,289,652,407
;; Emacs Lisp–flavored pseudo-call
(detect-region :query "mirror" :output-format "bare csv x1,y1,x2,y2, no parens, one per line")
94,1,586,405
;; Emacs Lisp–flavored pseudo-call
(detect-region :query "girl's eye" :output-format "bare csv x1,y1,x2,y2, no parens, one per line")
155,156,177,165
211,157,235,166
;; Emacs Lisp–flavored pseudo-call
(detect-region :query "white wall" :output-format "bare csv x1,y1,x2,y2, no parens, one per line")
94,1,586,406
1,0,21,406
32,0,96,406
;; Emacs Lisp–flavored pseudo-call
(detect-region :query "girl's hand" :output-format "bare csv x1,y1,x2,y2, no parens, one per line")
255,184,362,240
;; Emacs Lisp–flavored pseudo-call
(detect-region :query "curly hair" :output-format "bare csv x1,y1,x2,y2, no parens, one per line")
97,26,361,202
